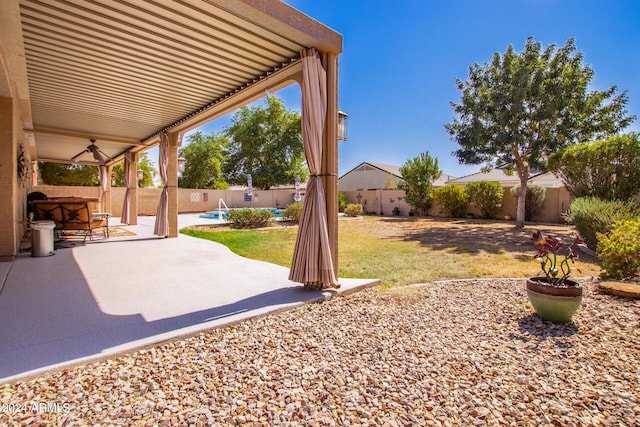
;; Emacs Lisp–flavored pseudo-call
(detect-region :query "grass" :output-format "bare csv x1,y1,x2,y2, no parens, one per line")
181,216,602,288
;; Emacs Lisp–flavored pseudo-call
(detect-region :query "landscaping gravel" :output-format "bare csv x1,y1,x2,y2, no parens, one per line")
1,279,638,426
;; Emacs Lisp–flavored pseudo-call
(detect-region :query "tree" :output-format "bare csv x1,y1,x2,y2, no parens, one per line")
445,37,635,228
224,96,308,190
111,152,156,187
179,131,229,189
509,184,546,221
548,133,640,201
38,162,99,186
398,151,442,216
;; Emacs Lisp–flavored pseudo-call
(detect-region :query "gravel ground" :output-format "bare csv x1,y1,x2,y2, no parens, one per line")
1,279,638,426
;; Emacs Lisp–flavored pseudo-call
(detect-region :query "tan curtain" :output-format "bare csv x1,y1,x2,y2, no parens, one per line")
154,132,169,236
289,48,339,290
121,153,131,224
99,165,108,212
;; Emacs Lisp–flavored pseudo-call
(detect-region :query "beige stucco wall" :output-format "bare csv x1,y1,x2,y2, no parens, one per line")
342,186,572,223
34,186,304,217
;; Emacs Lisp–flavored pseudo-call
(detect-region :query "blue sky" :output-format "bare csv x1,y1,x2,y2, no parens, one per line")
185,0,640,179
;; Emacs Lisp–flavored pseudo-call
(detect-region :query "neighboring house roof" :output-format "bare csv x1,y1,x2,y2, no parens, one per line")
339,162,454,190
339,162,402,179
448,167,564,188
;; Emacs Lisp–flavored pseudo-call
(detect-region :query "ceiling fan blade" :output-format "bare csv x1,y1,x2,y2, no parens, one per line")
89,145,110,164
71,149,89,162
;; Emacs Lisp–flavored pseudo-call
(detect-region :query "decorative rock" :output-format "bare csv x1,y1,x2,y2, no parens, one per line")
0,279,638,426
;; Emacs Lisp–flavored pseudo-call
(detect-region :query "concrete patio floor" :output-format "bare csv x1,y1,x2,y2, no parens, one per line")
0,214,378,383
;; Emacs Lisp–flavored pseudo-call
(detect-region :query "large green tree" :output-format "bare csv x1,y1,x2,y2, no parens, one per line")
111,152,156,187
445,37,635,228
178,131,229,189
38,162,99,186
398,151,442,216
548,133,640,202
224,96,308,190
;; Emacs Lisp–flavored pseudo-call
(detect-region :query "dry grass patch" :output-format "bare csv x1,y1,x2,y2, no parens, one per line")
182,216,601,287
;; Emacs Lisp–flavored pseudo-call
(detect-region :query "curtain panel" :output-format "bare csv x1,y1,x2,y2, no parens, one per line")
154,132,169,236
289,48,339,290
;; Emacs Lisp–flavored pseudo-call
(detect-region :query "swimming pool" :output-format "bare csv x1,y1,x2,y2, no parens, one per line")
199,207,285,220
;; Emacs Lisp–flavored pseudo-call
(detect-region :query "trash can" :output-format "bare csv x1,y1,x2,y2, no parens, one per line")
31,220,55,257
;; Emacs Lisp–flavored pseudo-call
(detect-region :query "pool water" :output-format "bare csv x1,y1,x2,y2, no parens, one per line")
199,207,285,220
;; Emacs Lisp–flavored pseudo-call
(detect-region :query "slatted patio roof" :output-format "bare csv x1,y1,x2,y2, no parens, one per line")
17,0,342,165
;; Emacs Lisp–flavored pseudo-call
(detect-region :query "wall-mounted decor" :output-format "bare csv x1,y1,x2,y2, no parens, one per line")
17,143,27,185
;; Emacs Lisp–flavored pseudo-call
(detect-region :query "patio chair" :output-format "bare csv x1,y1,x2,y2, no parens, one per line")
59,202,108,242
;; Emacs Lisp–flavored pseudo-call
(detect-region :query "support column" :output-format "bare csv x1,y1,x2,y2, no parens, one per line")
322,52,339,277
127,152,139,225
103,164,112,214
0,96,17,261
167,132,181,238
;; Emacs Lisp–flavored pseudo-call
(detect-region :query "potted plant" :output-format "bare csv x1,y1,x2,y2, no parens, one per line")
392,206,400,216
526,231,587,323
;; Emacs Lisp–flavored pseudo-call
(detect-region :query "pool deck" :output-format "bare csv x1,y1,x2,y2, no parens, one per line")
0,214,379,383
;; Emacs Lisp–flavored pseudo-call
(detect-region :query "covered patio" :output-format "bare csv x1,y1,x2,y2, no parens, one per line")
0,0,376,382
1,0,343,288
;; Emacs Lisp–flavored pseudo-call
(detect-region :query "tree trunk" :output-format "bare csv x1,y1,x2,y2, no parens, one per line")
515,177,527,229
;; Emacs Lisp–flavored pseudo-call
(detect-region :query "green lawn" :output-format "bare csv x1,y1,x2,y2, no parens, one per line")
181,216,601,288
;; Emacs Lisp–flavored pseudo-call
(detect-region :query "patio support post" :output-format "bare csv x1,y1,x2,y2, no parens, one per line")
127,152,139,225
167,132,181,238
103,164,112,215
322,51,339,277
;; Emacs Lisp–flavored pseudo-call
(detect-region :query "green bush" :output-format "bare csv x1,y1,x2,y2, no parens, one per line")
226,208,274,229
563,197,638,249
597,219,640,280
465,181,504,219
282,202,303,224
510,185,546,221
338,192,348,213
344,203,363,217
434,185,468,218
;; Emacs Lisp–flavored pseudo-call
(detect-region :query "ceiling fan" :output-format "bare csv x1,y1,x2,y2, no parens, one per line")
71,139,111,164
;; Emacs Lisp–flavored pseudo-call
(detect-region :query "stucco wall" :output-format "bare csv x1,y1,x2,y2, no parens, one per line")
342,187,572,223
33,186,304,217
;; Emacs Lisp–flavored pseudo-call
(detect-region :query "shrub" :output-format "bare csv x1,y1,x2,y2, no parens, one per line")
338,192,348,212
282,202,303,224
344,203,363,217
465,181,504,219
563,197,638,249
226,208,274,229
597,219,640,280
510,185,546,221
433,185,468,218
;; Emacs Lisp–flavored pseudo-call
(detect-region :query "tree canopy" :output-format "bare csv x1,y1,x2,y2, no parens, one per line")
178,131,229,189
398,151,442,216
445,36,635,228
111,152,156,187
224,96,308,190
548,132,640,201
38,162,99,186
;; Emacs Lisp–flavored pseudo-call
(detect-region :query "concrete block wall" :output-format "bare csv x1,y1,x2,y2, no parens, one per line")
342,187,572,223
33,186,303,217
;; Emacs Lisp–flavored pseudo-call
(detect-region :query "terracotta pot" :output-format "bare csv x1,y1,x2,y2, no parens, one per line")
526,277,583,323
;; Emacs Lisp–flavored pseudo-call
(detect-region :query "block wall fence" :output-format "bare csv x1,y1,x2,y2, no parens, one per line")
341,187,572,223
33,186,303,217
33,185,572,223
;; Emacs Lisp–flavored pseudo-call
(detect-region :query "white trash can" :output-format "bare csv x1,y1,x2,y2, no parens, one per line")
31,220,55,257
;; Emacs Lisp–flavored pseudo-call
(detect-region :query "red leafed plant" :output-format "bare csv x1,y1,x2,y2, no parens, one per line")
531,231,587,286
